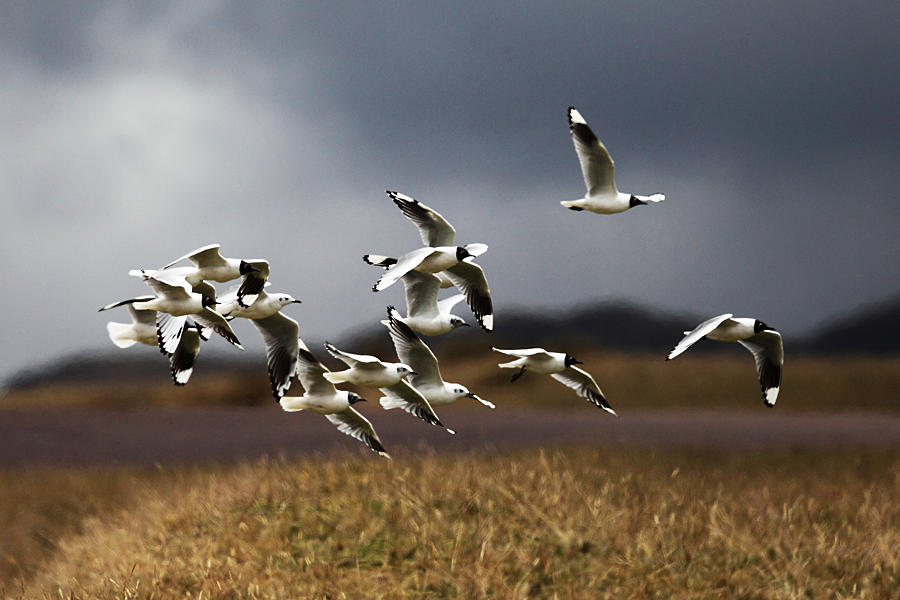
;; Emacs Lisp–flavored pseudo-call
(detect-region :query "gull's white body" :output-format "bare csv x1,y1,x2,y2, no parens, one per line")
492,347,616,414
493,348,571,374
561,107,664,214
667,314,784,407
398,271,469,336
383,307,494,409
371,244,487,293
323,342,415,388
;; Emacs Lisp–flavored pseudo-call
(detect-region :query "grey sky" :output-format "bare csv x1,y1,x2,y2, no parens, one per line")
2,1,898,383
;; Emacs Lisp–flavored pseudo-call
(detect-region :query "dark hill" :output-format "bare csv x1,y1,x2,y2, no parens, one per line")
797,296,900,355
6,297,899,391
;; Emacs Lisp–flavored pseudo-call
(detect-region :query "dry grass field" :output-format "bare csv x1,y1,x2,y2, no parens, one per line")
2,448,898,599
2,354,897,597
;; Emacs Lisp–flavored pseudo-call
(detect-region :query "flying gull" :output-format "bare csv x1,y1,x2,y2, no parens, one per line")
666,314,783,407
491,347,616,415
218,288,303,400
561,106,665,214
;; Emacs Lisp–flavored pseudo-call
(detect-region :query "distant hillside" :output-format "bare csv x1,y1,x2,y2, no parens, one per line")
346,300,701,359
797,296,900,355
5,297,898,391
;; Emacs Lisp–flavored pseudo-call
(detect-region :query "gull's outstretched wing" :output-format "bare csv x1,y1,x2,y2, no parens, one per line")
326,409,391,458
324,342,382,369
444,260,493,331
169,324,201,385
383,307,443,386
193,308,243,349
380,380,453,433
551,366,616,415
666,314,734,361
163,244,225,270
387,190,456,247
237,260,270,307
568,106,616,196
739,331,784,407
490,347,552,359
371,247,436,292
402,271,442,318
295,346,338,396
251,312,301,399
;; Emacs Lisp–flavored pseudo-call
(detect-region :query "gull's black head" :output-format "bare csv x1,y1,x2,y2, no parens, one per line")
754,319,775,333
348,392,366,405
201,295,217,308
629,195,646,208
239,260,258,275
450,317,470,329
564,354,583,368
456,246,472,261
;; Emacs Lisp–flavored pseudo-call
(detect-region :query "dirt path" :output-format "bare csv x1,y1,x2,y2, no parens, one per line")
1,406,898,467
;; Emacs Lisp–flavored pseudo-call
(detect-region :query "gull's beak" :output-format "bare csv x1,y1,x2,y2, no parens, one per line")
408,370,418,376
291,300,303,304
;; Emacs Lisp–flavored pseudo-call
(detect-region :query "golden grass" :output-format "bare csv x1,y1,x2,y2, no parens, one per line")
9,448,899,599
5,353,900,412
454,352,900,412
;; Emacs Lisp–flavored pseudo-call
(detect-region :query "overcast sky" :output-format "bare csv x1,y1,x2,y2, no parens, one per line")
2,1,898,384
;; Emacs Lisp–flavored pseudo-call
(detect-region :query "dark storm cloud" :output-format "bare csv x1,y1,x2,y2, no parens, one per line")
1,1,898,383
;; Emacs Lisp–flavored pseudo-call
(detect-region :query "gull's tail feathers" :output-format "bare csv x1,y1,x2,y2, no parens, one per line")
322,372,350,384
105,322,138,348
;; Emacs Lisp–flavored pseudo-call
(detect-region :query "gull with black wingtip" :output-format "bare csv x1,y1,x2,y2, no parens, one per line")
491,347,617,415
561,106,665,214
666,314,784,407
217,288,303,400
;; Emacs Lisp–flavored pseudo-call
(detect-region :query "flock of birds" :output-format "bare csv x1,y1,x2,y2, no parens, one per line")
99,106,784,458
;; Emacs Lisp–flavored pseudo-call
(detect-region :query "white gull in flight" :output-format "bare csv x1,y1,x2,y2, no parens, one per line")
561,106,665,214
491,347,617,415
666,314,784,407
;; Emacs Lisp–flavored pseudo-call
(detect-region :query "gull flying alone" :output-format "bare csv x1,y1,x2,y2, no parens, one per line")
561,106,665,214
666,314,783,406
217,288,302,399
279,344,390,458
382,306,494,410
324,341,453,433
492,347,616,415
100,270,242,354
